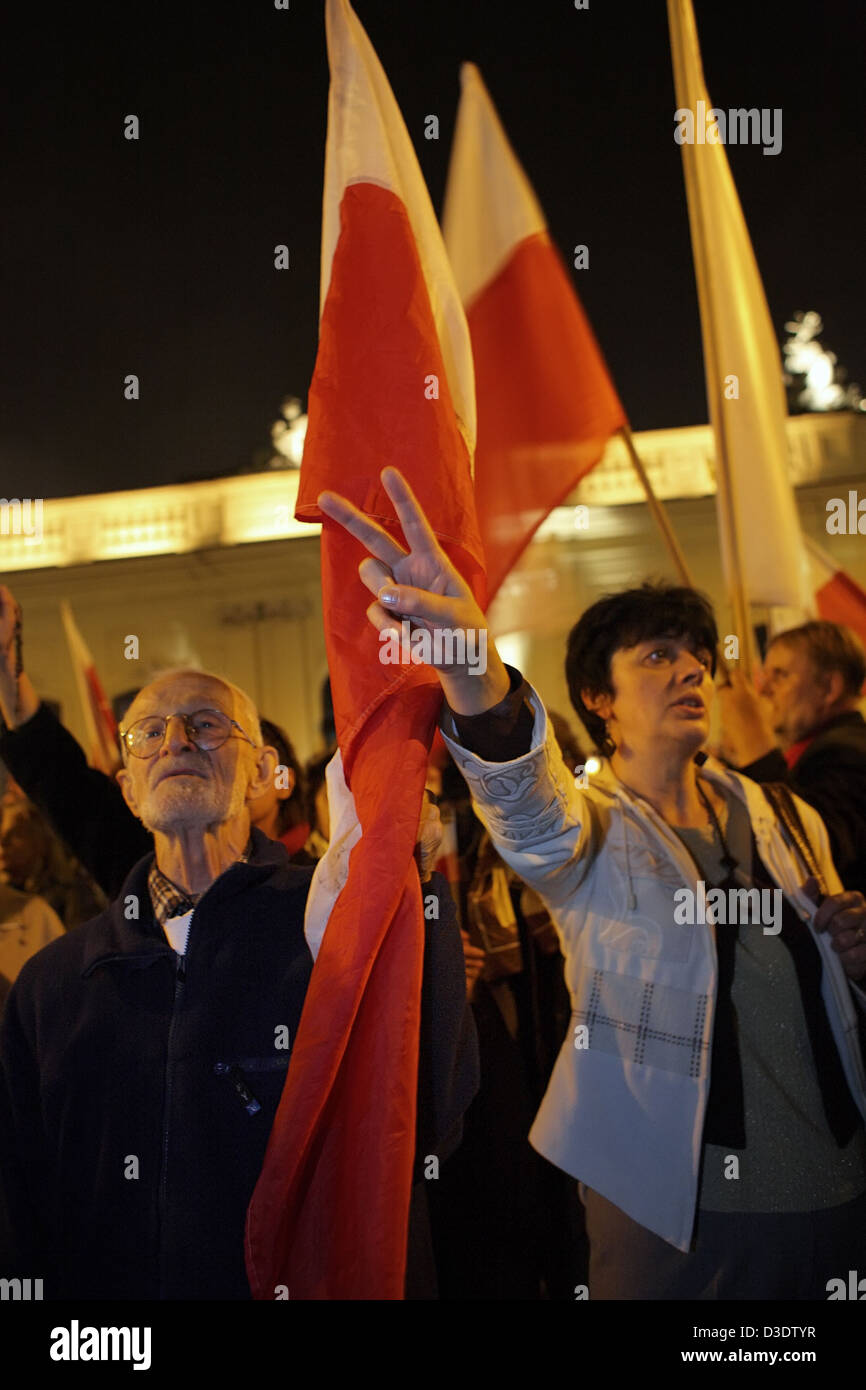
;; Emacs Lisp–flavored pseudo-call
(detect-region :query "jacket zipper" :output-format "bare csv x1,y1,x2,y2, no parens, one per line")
157,913,190,1298
213,1062,263,1115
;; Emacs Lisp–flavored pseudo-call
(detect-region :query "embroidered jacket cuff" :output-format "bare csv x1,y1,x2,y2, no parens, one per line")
441,665,535,763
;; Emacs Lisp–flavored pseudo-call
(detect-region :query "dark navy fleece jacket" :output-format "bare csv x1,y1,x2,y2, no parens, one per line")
0,830,476,1299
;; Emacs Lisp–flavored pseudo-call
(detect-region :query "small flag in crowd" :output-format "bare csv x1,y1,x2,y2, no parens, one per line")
59,600,118,775
806,536,866,652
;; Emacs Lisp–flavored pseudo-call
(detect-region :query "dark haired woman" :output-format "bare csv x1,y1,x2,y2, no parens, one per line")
322,467,866,1300
250,718,315,864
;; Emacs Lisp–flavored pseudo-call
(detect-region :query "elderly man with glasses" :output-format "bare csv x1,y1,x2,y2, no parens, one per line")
0,664,476,1300
115,671,270,927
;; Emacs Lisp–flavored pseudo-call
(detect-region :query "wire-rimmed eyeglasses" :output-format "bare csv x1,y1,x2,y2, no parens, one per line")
120,708,257,759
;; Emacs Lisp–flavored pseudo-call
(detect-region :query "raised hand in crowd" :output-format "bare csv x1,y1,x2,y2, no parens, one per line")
0,585,39,729
318,467,511,716
715,666,777,767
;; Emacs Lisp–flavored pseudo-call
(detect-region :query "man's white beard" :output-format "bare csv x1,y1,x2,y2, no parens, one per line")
139,776,247,835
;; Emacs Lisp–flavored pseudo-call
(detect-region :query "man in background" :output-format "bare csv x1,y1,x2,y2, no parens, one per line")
719,620,866,894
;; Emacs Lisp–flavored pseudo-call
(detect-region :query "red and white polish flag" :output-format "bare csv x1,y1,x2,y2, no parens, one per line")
244,0,484,1300
443,63,626,604
668,0,813,615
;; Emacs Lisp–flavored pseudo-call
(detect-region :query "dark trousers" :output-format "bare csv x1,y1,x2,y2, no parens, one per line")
581,1184,866,1300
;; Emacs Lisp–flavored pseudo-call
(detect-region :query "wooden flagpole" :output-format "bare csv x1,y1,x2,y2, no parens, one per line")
618,423,730,679
667,0,754,678
619,424,692,586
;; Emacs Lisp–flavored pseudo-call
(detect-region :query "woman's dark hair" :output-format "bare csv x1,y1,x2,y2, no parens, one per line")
259,718,307,834
565,583,718,756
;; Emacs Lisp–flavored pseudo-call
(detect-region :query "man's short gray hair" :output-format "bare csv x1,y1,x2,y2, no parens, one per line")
770,621,866,700
121,668,264,753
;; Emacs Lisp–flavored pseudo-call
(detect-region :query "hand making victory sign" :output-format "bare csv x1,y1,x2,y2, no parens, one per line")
318,466,512,715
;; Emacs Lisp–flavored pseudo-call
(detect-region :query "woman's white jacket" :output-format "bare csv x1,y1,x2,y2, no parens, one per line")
441,681,866,1251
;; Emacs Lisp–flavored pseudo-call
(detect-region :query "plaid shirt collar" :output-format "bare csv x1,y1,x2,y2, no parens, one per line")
147,838,253,926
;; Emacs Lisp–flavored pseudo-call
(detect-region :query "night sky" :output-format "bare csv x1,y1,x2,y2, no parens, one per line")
1,0,862,500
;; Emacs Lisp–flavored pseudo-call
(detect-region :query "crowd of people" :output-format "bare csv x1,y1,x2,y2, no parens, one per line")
1,469,865,1302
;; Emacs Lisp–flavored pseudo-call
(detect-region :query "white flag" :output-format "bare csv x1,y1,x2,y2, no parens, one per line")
668,0,810,612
